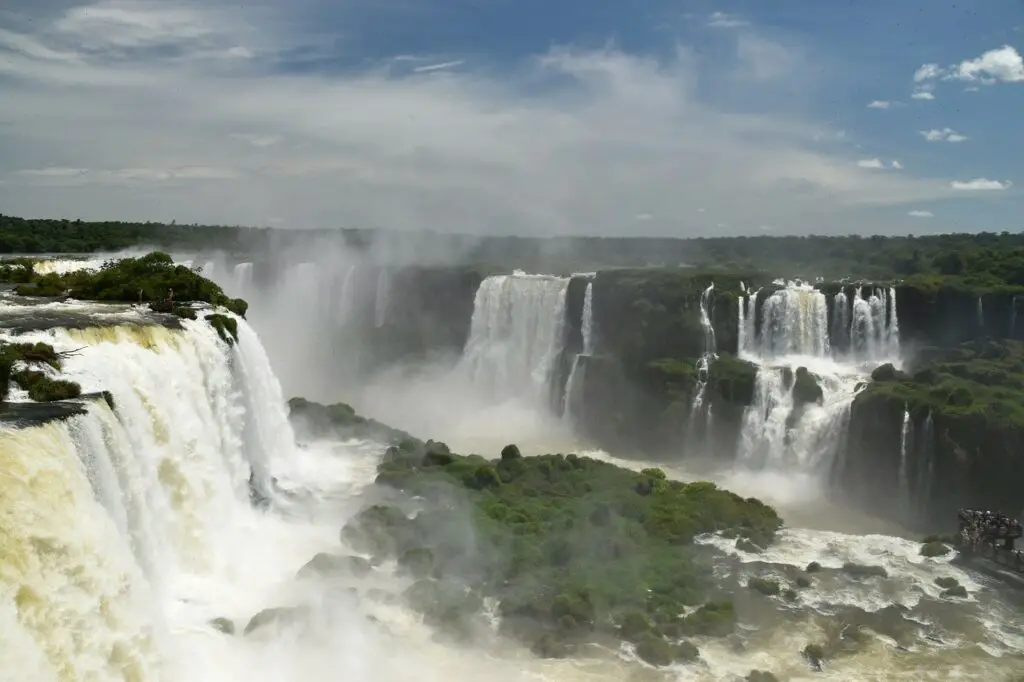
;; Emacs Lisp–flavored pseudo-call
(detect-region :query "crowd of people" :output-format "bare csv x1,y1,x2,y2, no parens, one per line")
957,509,1022,547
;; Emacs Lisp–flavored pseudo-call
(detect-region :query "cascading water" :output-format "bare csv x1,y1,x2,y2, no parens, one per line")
374,268,391,328
0,312,313,680
687,284,717,449
899,406,913,521
736,283,901,482
562,280,594,425
914,410,936,524
459,271,570,411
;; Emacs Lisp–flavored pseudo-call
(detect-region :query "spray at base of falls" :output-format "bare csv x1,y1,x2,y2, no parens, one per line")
735,283,901,485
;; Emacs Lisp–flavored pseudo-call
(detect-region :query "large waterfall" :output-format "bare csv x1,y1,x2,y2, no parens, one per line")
0,313,303,679
736,284,901,482
458,271,570,411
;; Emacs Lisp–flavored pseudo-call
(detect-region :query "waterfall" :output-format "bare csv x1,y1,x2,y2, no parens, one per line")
976,296,984,332
756,283,830,358
736,282,901,481
0,314,304,680
563,280,594,425
850,287,899,362
737,287,759,357
374,268,391,328
459,271,570,410
915,411,936,523
688,284,717,448
831,290,849,352
580,281,594,356
899,406,912,521
233,262,253,293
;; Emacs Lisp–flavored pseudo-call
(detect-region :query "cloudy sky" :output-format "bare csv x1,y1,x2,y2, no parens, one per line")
0,0,1021,236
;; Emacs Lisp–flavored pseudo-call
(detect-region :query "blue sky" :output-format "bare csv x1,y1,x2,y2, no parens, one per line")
0,0,1021,237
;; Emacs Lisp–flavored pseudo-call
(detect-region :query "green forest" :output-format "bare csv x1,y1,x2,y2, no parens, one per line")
2,213,1022,283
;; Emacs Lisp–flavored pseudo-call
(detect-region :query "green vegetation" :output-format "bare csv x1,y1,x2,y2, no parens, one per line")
0,342,82,403
287,397,422,446
857,339,1024,430
1,251,247,316
206,314,238,345
7,212,1024,281
330,400,782,663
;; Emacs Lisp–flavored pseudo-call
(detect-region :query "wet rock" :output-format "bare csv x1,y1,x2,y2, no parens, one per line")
634,634,700,667
934,576,959,590
243,606,309,636
746,671,779,682
796,575,812,588
792,367,824,406
802,643,825,671
919,541,951,558
806,561,821,573
747,577,781,596
296,552,373,579
941,585,968,599
208,617,235,635
841,562,888,579
735,538,764,553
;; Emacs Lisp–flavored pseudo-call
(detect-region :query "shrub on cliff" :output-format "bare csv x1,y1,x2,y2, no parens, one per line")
341,434,783,662
5,252,248,318
0,341,82,403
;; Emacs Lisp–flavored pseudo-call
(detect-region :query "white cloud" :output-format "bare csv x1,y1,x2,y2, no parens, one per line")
919,128,968,143
949,45,1024,83
413,60,465,73
707,12,748,28
907,209,933,217
914,63,943,82
0,1,976,235
911,89,935,100
891,160,903,169
857,158,885,169
950,178,1011,191
867,100,891,109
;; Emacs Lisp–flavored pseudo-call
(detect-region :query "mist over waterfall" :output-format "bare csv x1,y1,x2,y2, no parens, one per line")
459,271,570,412
210,258,398,402
736,283,901,485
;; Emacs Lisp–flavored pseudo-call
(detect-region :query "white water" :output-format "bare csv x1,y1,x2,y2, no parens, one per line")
899,407,912,523
374,268,391,328
562,280,594,425
736,283,900,484
458,271,570,412
687,284,717,452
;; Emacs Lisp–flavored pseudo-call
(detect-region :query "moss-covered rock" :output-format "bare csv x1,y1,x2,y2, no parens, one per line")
205,313,238,345
920,541,951,558
792,367,823,406
747,577,781,597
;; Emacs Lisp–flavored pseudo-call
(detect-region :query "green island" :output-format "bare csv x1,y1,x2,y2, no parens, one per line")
288,399,782,667
0,251,249,405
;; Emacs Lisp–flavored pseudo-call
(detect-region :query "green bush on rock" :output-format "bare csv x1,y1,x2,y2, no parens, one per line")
0,341,82,403
340,430,783,660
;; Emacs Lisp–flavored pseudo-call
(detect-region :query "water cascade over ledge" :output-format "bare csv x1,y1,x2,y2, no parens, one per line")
735,283,902,485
